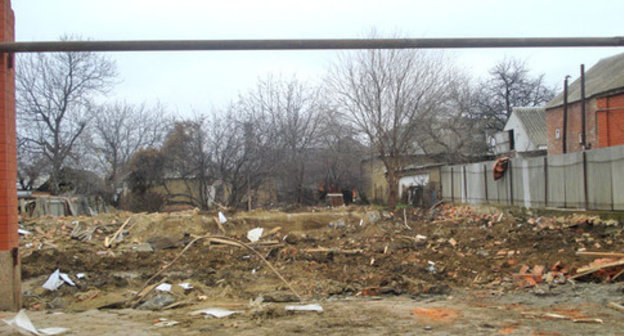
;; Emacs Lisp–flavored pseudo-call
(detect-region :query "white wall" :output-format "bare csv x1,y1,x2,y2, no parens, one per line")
504,113,535,152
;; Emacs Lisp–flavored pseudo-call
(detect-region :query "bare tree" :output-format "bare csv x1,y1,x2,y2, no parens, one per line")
209,107,273,208
160,116,215,208
17,134,48,190
241,76,323,204
417,75,489,162
327,48,452,209
89,101,169,202
315,111,366,196
16,43,117,194
478,57,556,131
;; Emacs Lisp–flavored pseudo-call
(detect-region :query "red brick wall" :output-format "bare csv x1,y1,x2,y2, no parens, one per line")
546,99,597,155
596,94,624,148
547,92,624,154
0,0,16,251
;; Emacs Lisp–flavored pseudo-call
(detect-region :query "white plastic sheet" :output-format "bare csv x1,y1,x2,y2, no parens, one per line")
2,309,69,335
246,228,264,242
156,283,172,292
218,212,227,224
285,304,323,312
178,283,193,290
42,269,74,291
190,308,242,318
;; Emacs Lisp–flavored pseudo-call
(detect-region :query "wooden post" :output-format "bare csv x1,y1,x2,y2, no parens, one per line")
544,156,549,207
582,151,589,210
483,164,489,204
508,159,514,205
450,167,454,203
463,165,468,203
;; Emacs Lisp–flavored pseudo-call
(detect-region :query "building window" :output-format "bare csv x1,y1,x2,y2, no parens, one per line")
555,129,561,139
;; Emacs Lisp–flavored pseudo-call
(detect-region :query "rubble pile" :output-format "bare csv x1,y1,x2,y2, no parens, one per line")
15,204,624,314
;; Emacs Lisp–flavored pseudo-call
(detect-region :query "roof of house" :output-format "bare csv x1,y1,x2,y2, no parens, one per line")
546,52,624,109
510,107,547,147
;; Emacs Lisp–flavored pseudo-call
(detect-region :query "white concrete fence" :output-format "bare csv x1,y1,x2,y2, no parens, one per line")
441,144,624,210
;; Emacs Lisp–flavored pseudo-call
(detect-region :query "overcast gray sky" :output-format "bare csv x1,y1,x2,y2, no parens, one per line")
12,0,624,114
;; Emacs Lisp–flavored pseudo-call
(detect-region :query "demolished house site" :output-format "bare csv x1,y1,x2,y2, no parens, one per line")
2,1,624,335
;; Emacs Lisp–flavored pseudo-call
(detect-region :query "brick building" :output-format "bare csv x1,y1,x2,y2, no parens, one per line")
546,52,624,154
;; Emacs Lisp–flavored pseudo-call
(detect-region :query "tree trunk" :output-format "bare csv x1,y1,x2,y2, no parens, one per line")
387,168,398,210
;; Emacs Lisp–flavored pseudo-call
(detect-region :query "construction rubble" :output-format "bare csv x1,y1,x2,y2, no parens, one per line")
5,204,624,335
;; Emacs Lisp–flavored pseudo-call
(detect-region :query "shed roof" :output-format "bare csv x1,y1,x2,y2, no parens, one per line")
511,107,547,147
546,52,624,109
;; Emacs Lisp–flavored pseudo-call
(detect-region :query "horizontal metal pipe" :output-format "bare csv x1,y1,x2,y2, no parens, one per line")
0,37,623,53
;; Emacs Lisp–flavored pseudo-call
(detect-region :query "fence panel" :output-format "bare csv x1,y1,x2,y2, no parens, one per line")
547,154,566,208
439,144,624,210
526,156,547,207
441,166,453,201
586,147,613,210
451,165,464,203
611,146,624,210
466,163,486,204
494,163,511,204
510,158,526,207
484,161,499,204
563,152,585,208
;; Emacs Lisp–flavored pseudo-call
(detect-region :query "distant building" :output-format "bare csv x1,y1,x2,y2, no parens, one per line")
546,52,624,154
493,107,547,157
360,154,443,206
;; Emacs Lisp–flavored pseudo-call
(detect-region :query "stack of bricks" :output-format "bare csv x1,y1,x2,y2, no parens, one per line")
0,0,20,311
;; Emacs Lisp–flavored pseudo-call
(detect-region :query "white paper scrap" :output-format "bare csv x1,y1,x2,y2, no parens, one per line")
156,283,172,292
39,327,70,335
18,229,31,235
42,269,64,291
247,228,264,242
178,283,193,290
416,234,427,240
190,308,242,318
59,273,75,287
76,273,85,279
154,321,179,327
3,309,39,335
2,309,69,336
285,304,323,312
218,212,227,224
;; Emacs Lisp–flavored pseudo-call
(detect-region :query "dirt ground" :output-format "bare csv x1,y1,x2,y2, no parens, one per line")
2,204,624,335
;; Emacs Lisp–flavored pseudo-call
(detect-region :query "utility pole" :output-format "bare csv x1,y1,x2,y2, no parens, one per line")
563,75,570,153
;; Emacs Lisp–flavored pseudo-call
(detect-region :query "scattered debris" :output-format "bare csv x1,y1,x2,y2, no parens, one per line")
137,293,176,310
2,309,69,335
178,283,193,290
521,311,603,324
190,308,242,318
104,216,134,248
13,204,624,333
153,318,180,327
218,212,227,224
247,228,264,242
285,304,323,313
328,219,346,229
42,269,75,291
608,301,624,314
155,283,172,292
